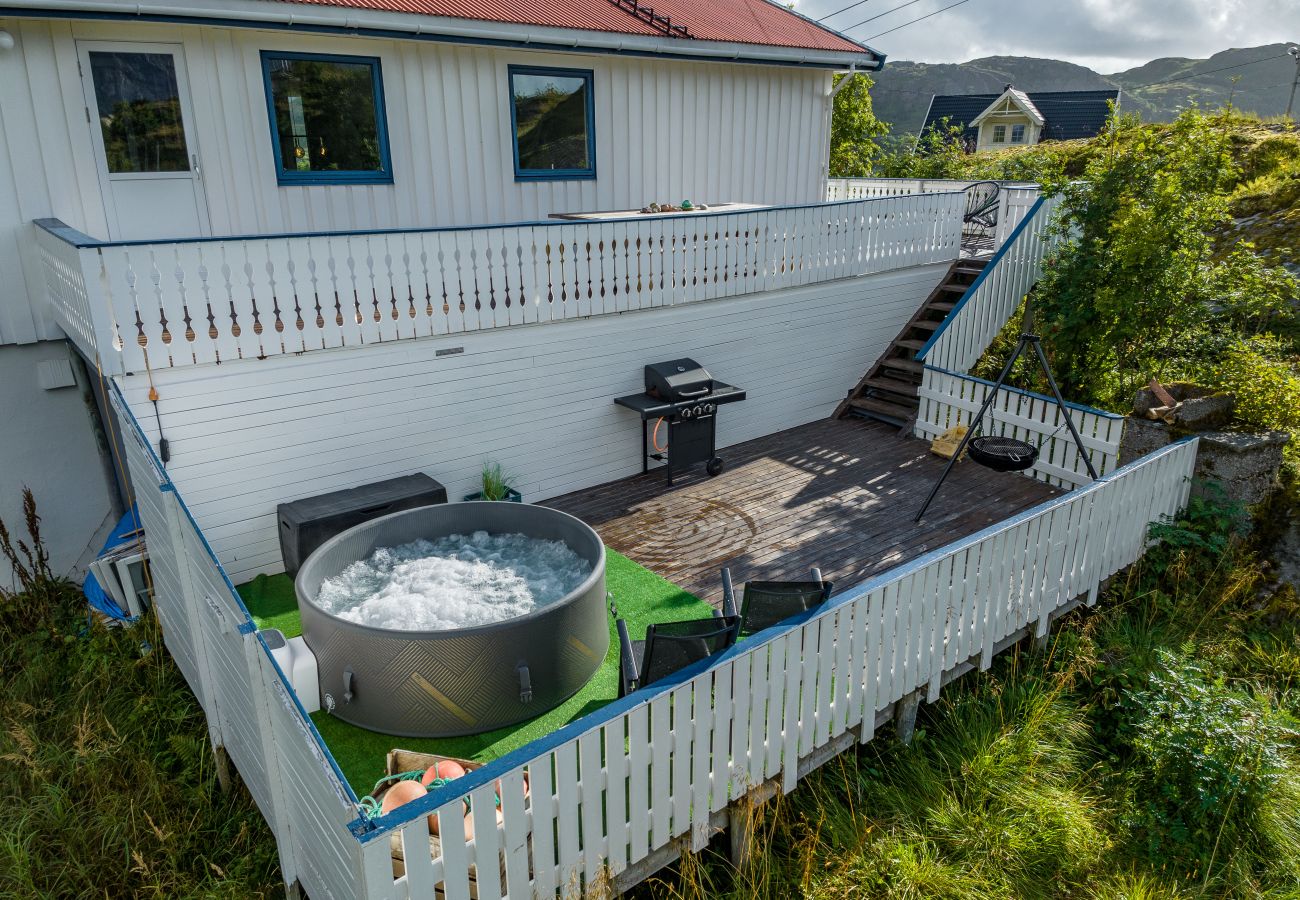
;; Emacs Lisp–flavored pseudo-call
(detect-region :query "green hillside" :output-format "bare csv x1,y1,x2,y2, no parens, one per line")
871,44,1299,136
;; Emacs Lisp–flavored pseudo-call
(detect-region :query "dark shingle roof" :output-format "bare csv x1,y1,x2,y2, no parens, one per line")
922,89,1121,143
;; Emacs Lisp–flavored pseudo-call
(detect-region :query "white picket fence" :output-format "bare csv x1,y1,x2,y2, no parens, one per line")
915,367,1124,488
35,192,964,375
111,367,1194,900
823,178,1040,247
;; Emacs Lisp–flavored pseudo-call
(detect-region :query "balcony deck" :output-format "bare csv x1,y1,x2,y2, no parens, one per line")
546,417,1059,608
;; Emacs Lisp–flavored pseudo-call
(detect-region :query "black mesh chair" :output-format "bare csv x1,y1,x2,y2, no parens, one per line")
962,181,1001,250
721,567,833,637
616,614,741,697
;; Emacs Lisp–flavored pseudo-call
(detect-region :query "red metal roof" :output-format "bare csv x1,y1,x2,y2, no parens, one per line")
278,0,871,55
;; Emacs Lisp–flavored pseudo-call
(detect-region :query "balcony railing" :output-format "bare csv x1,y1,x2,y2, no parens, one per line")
825,178,1041,248
36,193,965,374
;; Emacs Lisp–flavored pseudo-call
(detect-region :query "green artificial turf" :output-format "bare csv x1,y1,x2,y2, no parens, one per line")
236,548,709,796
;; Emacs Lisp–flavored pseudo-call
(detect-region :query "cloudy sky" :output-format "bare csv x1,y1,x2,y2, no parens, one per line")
795,0,1299,73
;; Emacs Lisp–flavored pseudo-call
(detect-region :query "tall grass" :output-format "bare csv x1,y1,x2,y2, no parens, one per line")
0,493,281,898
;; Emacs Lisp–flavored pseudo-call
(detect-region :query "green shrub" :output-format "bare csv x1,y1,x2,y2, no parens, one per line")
1120,646,1300,879
1203,337,1300,457
1240,134,1300,183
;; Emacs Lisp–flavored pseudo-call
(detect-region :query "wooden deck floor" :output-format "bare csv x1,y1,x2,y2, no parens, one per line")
545,417,1060,608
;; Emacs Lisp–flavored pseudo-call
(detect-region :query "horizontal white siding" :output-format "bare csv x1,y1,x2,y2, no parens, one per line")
120,262,948,583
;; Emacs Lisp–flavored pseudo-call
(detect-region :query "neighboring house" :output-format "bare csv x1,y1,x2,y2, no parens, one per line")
921,85,1120,152
0,0,880,583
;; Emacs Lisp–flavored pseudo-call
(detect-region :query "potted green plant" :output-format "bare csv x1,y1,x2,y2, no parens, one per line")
464,461,521,502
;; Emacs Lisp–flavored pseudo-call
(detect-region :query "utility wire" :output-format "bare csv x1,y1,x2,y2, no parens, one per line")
840,0,928,32
864,0,971,40
816,0,871,22
1131,52,1289,89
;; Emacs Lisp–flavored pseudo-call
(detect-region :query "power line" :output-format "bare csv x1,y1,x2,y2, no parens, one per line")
816,0,871,21
864,0,971,40
1134,52,1289,89
839,0,927,32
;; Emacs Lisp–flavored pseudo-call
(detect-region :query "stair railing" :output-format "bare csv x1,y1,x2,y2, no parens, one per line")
912,192,1125,488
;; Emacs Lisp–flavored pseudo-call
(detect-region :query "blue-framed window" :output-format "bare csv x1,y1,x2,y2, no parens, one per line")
508,65,596,181
261,51,393,185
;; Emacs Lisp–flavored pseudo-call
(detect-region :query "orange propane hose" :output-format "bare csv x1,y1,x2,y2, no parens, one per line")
652,417,668,453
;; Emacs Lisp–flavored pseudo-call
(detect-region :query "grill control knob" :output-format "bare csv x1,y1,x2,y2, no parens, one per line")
705,403,716,414
681,406,693,419
693,405,704,417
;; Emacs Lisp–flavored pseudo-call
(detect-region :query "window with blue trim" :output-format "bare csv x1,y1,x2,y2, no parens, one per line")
509,66,596,181
262,51,392,185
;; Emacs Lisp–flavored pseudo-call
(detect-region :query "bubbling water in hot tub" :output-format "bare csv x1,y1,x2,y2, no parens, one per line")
316,530,593,631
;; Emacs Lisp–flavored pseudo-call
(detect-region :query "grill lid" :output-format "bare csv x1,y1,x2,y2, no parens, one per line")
645,358,714,401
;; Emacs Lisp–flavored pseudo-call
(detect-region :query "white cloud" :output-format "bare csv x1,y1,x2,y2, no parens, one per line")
796,0,1300,71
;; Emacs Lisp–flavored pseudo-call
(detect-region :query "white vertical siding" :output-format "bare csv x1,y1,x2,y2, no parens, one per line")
119,262,948,583
0,18,110,344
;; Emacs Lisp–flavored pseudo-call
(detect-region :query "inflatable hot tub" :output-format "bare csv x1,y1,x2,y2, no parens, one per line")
295,502,607,738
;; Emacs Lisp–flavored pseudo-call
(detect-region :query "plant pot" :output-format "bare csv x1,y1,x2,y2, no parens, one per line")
462,488,522,503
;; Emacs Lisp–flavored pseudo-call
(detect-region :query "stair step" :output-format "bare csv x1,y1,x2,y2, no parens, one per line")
954,262,988,275
848,396,919,421
938,283,969,293
880,357,923,374
895,338,926,351
908,319,939,332
863,376,919,397
927,300,956,312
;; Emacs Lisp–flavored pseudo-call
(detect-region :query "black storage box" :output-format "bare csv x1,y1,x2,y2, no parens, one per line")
277,474,447,575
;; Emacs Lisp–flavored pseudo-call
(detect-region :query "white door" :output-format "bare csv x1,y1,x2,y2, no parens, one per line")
78,41,211,240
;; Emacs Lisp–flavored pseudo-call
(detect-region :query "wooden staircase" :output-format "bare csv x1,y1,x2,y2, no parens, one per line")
835,258,989,426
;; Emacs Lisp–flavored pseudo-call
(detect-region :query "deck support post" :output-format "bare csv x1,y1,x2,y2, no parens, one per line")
1031,627,1051,654
895,689,923,745
212,742,232,793
728,797,756,871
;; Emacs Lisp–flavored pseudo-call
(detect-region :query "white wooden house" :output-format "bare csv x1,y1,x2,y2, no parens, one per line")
0,0,880,584
921,85,1121,153
1,2,1200,896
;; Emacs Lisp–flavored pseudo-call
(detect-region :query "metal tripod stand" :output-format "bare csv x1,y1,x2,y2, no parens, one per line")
913,315,1099,523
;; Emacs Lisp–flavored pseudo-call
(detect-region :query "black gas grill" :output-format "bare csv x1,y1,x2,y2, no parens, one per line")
615,359,746,485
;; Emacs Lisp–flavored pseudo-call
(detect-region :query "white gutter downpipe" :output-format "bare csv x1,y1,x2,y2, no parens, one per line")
829,63,859,99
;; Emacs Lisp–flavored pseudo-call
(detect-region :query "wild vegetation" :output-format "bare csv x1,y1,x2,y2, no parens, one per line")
874,108,1300,459
0,491,281,898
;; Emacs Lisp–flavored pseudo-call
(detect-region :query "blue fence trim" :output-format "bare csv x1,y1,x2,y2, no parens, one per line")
30,190,966,250
915,195,1047,361
107,380,359,803
923,364,1124,421
34,217,102,248
352,436,1197,842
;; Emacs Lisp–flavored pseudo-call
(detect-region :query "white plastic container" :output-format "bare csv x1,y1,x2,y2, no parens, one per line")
263,629,321,714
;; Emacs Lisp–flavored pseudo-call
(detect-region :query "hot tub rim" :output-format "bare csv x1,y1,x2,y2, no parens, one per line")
292,500,607,638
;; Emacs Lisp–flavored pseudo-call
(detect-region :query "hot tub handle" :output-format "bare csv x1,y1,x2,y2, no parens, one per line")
517,663,533,704
342,666,354,704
